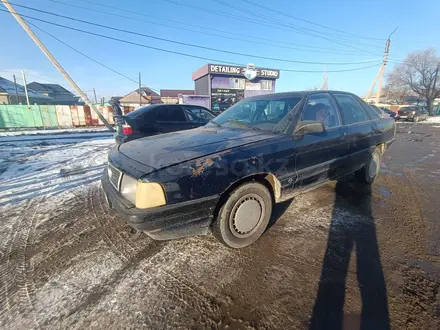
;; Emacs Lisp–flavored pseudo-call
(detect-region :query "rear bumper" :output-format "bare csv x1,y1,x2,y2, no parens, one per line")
101,170,219,240
398,114,414,120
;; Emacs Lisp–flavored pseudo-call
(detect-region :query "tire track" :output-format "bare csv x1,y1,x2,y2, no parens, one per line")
89,185,155,261
0,199,39,329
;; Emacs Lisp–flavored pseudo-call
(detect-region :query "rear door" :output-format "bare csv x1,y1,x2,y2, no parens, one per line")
294,93,348,187
332,93,374,172
155,105,191,133
182,105,215,128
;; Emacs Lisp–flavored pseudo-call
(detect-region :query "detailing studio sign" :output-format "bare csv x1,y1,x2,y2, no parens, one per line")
209,64,280,80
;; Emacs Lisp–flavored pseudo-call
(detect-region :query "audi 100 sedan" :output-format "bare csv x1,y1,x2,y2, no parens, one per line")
102,91,396,248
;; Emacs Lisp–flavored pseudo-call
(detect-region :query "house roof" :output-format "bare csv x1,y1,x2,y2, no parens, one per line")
160,89,195,97
0,77,52,99
119,87,161,104
137,87,160,97
26,82,73,95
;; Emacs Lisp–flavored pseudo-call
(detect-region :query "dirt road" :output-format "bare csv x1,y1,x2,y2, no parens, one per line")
0,123,439,329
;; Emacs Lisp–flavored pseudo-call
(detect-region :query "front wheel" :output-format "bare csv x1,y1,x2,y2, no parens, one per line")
355,148,381,184
212,182,272,248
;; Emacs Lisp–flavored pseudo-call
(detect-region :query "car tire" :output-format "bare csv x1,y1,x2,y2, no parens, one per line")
414,116,419,122
355,148,381,184
212,182,272,248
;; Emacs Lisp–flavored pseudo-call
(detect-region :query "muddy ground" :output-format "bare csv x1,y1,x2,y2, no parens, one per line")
0,123,439,330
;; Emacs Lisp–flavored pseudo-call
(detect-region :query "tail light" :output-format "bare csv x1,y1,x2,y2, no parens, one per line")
122,124,133,135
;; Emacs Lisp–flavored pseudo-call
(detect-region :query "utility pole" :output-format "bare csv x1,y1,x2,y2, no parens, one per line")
13,74,20,104
23,70,45,128
375,38,391,105
2,0,114,131
93,88,98,104
21,70,30,107
321,67,328,91
365,27,398,104
139,72,142,108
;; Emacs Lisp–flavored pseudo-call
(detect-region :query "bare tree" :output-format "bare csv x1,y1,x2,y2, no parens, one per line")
385,72,413,104
387,48,440,115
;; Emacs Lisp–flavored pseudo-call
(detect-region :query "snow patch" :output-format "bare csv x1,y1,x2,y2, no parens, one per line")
0,127,111,137
0,137,114,206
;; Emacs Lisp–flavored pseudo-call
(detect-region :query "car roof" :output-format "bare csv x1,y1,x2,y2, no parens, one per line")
243,90,359,102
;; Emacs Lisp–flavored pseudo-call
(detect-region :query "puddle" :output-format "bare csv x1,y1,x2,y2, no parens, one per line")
407,260,440,279
379,187,392,199
380,168,403,177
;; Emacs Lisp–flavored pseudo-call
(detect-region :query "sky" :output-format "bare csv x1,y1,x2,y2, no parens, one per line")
1,0,439,100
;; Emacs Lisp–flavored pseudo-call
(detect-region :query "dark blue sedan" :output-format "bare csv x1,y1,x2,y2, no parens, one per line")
102,91,396,248
114,104,216,143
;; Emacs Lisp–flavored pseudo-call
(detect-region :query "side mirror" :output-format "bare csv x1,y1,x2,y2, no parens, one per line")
294,120,325,138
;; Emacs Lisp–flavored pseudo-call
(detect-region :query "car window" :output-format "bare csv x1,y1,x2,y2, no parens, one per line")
183,106,215,123
364,104,382,119
333,94,370,125
263,101,288,121
214,96,303,131
156,106,187,122
300,93,341,129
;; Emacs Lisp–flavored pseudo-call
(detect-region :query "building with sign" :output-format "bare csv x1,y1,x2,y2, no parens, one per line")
192,63,280,112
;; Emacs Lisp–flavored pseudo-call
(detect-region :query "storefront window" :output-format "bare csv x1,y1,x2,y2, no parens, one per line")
261,80,273,91
231,78,245,89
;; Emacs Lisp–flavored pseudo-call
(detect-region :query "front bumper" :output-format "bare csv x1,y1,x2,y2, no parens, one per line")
101,170,219,240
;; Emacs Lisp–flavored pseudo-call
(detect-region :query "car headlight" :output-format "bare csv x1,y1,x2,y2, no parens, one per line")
120,175,167,209
120,174,138,205
136,182,166,209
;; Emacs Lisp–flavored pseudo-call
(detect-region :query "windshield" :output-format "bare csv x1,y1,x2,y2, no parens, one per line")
213,96,303,131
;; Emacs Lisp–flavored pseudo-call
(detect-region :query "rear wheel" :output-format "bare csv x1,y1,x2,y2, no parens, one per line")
212,182,272,248
355,148,381,184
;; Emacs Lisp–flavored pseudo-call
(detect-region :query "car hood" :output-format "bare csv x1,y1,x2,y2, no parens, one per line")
118,126,278,170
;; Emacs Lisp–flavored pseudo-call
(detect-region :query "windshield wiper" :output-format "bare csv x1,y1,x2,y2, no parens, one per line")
227,120,260,130
209,119,221,127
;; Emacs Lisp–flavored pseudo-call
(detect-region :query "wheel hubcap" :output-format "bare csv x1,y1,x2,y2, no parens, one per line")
369,154,379,178
230,194,264,238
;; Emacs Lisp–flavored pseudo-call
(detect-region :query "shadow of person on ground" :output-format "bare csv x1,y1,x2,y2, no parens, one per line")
267,197,294,230
310,178,390,330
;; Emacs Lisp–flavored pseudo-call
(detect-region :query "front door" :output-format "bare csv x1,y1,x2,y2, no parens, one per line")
294,93,349,188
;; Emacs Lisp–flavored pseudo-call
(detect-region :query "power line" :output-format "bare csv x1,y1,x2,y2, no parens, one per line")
163,0,383,56
238,0,385,42
57,0,373,55
45,0,372,57
0,8,381,73
211,0,384,52
26,21,160,92
211,0,384,47
1,2,382,66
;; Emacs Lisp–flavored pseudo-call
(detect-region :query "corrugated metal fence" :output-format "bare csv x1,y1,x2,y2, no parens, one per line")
0,105,114,129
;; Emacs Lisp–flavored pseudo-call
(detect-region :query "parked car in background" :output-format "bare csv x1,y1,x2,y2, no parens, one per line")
102,91,396,248
115,104,216,143
398,106,429,122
